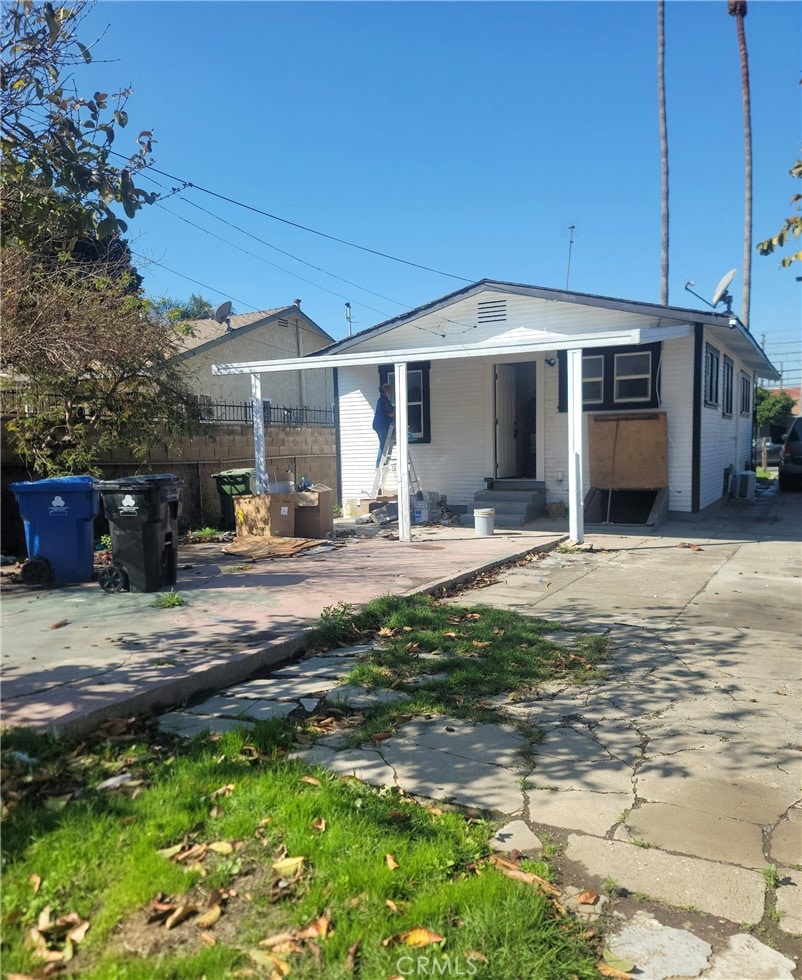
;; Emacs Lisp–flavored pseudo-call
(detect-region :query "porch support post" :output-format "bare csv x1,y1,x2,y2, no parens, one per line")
566,349,585,544
535,358,546,479
251,372,268,494
394,362,411,543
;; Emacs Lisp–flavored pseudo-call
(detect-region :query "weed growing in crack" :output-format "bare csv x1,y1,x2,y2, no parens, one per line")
761,864,781,889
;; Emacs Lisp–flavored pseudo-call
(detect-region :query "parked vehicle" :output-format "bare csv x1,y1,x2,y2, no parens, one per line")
752,437,783,467
778,417,802,491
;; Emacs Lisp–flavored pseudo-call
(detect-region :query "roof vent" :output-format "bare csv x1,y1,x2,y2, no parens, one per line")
278,318,289,329
477,299,507,323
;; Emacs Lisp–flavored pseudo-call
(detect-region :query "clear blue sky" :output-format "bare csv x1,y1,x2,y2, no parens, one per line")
85,1,800,383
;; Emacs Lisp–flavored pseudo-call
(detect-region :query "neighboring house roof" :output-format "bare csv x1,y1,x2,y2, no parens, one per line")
310,278,779,380
173,306,334,361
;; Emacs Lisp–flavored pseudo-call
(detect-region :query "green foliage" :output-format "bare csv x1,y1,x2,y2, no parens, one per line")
1,3,202,476
187,527,222,542
761,864,780,889
754,387,795,431
1,238,204,475
149,293,220,324
757,159,802,267
1,1,157,244
152,590,185,608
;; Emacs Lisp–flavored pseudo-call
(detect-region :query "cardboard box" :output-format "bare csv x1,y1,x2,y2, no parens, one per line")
293,485,334,539
358,495,394,516
234,494,296,538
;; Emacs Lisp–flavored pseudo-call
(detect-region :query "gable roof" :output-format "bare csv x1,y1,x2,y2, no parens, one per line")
310,278,778,379
174,306,334,360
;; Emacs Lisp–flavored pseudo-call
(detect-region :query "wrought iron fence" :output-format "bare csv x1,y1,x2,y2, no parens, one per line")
0,389,334,427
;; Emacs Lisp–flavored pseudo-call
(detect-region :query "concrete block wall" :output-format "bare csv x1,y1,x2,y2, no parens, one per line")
1,422,337,552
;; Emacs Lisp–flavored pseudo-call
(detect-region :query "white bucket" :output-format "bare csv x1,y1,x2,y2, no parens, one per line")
473,508,495,537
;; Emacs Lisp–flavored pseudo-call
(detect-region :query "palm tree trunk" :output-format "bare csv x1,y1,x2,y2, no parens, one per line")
729,0,752,329
658,1,669,305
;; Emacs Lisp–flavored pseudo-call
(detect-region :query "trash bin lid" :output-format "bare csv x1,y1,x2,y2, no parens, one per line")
10,475,98,493
96,474,183,490
212,468,256,478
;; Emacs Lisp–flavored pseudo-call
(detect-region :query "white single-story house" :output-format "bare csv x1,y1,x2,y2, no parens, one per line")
212,279,779,543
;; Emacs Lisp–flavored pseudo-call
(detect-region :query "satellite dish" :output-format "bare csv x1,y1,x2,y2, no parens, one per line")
711,269,737,310
213,301,232,324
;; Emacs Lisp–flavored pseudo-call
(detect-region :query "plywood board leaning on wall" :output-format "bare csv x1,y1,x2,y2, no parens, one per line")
589,413,668,490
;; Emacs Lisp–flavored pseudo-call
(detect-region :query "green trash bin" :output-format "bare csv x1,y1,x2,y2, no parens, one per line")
212,468,257,530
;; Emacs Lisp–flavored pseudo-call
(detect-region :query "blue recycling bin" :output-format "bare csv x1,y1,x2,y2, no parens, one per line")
9,475,100,586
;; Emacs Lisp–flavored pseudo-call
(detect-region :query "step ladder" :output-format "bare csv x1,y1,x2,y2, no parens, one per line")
371,424,421,498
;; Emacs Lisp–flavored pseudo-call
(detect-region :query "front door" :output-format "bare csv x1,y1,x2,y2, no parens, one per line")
494,364,516,478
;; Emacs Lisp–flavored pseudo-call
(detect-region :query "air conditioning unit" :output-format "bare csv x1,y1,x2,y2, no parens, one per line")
732,470,756,501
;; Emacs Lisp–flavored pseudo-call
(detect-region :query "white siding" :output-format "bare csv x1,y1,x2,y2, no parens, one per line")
339,360,491,511
698,327,754,510
352,290,661,355
660,338,695,512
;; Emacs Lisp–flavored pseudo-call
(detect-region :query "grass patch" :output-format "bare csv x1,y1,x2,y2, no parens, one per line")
1,721,601,978
307,594,607,742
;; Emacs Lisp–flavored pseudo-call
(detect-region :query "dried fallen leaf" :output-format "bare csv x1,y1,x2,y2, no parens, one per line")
348,892,368,909
596,962,631,979
210,783,235,799
577,890,599,906
602,949,636,973
370,731,393,743
383,926,444,947
272,856,305,877
195,904,221,929
466,950,488,964
200,930,217,946
208,841,234,855
165,904,196,930
157,843,184,860
345,939,360,973
67,920,90,944
488,855,562,897
311,817,327,833
248,948,291,974
45,794,72,812
49,619,69,630
295,915,330,940
300,776,321,786
472,641,491,649
385,853,399,870
385,899,401,913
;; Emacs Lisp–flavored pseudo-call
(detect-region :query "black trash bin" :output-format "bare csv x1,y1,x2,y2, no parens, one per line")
96,475,183,593
212,468,257,531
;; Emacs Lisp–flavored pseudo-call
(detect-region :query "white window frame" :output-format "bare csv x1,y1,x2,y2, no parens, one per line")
704,344,720,407
582,355,604,404
722,357,734,417
614,351,651,403
740,373,751,416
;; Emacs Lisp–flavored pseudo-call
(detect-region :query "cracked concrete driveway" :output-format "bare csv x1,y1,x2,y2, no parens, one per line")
284,488,801,934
